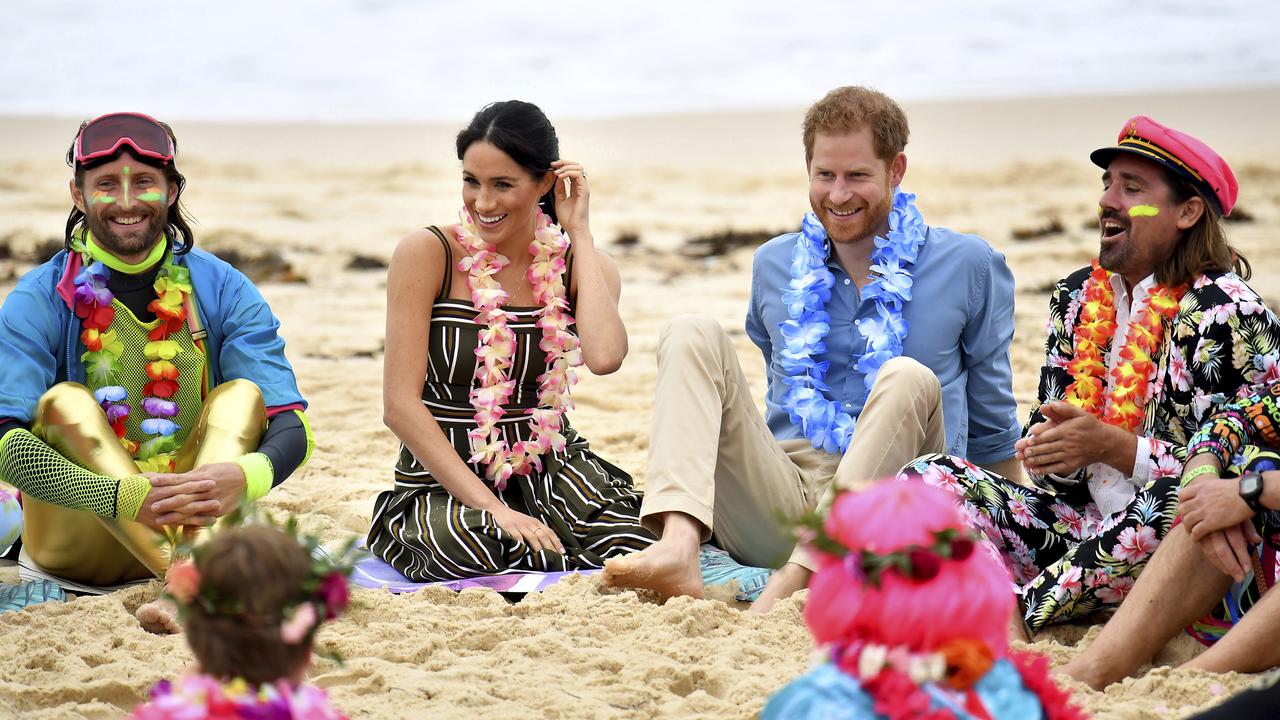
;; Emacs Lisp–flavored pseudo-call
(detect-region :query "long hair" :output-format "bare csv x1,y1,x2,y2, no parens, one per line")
63,119,197,255
1156,166,1250,287
455,100,560,224
182,526,314,686
805,481,1013,658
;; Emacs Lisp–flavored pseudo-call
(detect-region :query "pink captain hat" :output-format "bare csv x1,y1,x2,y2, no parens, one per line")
1090,115,1238,217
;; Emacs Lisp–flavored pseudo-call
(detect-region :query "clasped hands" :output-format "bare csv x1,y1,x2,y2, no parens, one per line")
1016,400,1122,477
134,461,247,530
1179,473,1259,582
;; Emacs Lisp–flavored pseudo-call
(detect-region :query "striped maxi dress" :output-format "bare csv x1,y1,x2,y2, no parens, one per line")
367,227,655,581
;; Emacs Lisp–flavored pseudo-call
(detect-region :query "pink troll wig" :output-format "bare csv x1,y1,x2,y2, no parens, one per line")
804,480,1014,657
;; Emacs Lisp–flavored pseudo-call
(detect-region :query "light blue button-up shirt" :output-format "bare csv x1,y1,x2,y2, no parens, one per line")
746,225,1019,464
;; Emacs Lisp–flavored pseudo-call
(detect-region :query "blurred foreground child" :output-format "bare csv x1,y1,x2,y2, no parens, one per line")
763,481,1087,719
131,522,356,719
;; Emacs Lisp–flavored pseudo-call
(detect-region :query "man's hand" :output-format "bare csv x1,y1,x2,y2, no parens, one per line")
1198,521,1261,583
133,474,220,529
749,562,812,614
1017,401,1132,476
142,462,247,525
1180,474,1254,540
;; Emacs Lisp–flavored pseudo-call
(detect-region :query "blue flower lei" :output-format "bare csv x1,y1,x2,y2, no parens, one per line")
777,189,925,453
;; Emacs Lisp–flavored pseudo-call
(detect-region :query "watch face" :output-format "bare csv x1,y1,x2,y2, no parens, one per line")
1241,473,1264,502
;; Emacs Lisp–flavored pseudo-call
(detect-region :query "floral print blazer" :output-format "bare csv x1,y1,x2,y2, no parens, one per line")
1028,266,1280,495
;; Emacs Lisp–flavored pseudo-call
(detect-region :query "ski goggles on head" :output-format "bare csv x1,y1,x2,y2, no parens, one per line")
74,112,175,166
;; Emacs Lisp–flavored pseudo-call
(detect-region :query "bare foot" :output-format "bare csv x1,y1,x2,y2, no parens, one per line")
602,539,703,598
136,596,181,634
1057,659,1097,689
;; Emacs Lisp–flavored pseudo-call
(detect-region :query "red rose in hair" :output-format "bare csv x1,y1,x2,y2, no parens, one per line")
316,572,349,620
951,539,975,561
907,549,941,582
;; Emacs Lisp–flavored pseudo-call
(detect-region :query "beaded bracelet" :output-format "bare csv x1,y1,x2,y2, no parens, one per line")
1185,438,1232,469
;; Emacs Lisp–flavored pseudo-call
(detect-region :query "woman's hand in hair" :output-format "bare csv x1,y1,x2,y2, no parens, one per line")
550,159,590,239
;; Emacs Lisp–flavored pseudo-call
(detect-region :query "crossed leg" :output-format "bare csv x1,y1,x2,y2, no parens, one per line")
19,380,264,631
1060,524,1232,688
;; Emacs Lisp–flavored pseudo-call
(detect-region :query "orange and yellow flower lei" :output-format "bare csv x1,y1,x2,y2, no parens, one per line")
1063,261,1184,432
455,208,582,490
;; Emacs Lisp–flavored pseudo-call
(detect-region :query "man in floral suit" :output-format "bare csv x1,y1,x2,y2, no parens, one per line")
904,115,1280,633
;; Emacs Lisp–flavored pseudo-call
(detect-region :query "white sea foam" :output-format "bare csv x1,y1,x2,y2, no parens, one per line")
1,0,1276,122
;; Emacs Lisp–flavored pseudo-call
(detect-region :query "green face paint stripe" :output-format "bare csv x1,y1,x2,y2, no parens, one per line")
121,166,131,208
1129,205,1159,217
90,194,116,205
135,191,164,202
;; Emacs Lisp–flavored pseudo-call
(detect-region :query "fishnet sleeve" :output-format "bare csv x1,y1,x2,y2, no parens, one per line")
0,429,149,519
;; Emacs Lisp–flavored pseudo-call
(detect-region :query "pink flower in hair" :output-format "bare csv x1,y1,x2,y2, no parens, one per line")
280,602,317,644
166,561,200,605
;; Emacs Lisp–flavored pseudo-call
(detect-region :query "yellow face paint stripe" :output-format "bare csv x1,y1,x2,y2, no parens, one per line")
1129,205,1159,217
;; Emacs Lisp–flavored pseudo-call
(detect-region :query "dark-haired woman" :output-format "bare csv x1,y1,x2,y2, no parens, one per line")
368,101,654,580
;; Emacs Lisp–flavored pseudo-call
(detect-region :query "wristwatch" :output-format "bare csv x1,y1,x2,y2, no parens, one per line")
1239,472,1266,513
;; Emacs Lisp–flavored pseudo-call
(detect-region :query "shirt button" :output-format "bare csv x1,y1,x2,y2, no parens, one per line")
843,279,851,285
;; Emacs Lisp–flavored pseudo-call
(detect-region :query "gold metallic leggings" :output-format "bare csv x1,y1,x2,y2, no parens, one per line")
24,379,266,586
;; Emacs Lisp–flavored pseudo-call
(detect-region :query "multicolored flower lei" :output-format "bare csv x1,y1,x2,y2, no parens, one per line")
1064,261,1185,432
72,243,190,468
455,208,583,489
132,674,349,720
843,649,1087,720
777,189,925,453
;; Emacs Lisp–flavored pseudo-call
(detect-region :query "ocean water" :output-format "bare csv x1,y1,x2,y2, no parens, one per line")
2,0,1277,123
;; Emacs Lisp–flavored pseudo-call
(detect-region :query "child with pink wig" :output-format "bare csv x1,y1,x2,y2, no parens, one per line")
763,481,1087,720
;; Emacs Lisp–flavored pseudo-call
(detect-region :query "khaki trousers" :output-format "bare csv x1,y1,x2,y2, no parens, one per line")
641,315,945,571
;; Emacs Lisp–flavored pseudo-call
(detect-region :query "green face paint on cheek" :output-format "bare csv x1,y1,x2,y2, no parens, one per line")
1129,205,1159,217
136,191,164,202
89,191,116,206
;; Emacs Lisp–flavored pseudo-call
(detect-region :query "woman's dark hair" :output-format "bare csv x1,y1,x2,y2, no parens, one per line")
455,100,560,224
183,525,314,686
63,119,197,255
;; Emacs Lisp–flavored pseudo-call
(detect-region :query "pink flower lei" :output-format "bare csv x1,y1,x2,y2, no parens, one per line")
455,207,582,489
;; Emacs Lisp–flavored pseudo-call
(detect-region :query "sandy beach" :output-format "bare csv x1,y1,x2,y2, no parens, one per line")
1,87,1279,718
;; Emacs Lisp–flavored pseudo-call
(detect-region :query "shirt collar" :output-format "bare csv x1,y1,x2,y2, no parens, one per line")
1108,272,1157,304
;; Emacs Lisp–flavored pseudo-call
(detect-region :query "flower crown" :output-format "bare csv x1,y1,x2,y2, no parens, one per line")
799,514,977,587
164,510,364,645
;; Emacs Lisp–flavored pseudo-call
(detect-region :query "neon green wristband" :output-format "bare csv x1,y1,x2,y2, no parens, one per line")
117,475,151,520
1181,464,1219,487
234,453,274,504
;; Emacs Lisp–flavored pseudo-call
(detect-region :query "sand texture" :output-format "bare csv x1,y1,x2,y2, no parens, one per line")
2,88,1280,718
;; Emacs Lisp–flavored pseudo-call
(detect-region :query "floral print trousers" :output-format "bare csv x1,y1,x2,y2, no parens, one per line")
899,455,1180,631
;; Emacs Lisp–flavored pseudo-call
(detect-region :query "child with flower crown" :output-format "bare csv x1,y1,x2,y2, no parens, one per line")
763,480,1087,720
130,520,355,719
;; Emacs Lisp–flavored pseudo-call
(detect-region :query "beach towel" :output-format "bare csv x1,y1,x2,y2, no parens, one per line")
351,543,774,600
